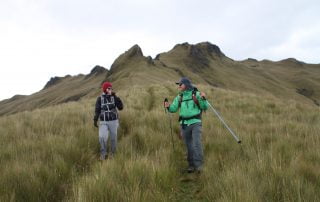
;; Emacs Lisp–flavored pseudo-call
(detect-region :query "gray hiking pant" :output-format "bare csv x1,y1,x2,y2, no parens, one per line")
99,120,119,158
182,122,203,169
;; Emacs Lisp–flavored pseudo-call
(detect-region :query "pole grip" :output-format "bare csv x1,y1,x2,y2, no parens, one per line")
164,98,169,112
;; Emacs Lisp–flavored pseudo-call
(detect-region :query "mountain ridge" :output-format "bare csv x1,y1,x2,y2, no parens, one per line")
1,41,319,116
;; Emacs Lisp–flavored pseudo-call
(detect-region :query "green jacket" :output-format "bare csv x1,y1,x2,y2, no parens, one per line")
168,89,208,126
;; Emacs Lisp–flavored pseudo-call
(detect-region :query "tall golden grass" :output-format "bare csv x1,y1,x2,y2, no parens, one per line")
0,84,319,201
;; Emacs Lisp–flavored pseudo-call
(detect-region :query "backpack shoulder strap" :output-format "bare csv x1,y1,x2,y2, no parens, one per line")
100,94,105,105
178,90,201,109
192,89,201,109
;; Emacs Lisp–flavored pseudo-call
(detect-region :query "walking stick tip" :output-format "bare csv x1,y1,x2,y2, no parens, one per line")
237,140,242,144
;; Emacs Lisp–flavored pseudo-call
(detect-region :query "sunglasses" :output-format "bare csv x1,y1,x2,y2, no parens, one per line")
107,87,112,90
178,83,183,87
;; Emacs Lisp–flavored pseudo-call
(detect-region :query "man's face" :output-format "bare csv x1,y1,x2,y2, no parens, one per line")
178,83,186,91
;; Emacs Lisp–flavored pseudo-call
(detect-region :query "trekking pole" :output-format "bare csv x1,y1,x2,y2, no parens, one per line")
205,98,241,144
164,98,175,150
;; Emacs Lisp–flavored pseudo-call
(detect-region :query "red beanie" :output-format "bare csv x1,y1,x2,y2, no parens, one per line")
102,82,112,92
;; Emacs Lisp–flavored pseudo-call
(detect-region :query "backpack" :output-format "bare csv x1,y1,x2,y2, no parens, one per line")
178,87,203,124
100,94,118,121
178,87,201,109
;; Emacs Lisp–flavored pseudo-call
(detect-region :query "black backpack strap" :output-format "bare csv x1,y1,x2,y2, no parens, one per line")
192,89,201,109
178,90,201,109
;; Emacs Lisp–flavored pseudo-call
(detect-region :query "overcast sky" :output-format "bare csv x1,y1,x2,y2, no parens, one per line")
0,0,319,101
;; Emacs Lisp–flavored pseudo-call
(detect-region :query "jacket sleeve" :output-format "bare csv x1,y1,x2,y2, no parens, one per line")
94,97,101,121
115,96,123,110
196,92,208,110
168,95,180,113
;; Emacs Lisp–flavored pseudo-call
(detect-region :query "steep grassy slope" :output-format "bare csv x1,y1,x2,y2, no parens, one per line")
156,42,320,106
1,42,319,116
0,84,319,201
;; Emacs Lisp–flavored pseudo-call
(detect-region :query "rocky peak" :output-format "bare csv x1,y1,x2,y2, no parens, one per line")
43,75,71,89
84,65,108,79
110,44,145,72
125,44,143,58
193,42,225,57
90,65,107,74
246,58,258,62
172,42,190,50
280,58,304,66
43,76,63,89
172,42,225,57
89,65,107,75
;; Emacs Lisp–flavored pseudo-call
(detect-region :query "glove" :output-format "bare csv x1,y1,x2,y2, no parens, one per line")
94,120,98,128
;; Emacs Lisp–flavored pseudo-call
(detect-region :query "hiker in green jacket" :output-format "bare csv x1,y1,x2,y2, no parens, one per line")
164,77,208,173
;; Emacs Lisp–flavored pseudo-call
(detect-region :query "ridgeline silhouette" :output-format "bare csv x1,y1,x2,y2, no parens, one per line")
1,41,319,116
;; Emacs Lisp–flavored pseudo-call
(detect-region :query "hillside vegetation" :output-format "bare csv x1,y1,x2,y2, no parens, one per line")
1,84,319,201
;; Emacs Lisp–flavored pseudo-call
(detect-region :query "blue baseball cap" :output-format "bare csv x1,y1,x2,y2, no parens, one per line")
175,77,193,89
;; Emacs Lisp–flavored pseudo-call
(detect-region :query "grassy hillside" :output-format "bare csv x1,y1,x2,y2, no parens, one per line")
0,84,319,201
156,43,320,106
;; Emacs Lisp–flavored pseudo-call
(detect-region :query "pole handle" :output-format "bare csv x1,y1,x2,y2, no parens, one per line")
164,98,169,113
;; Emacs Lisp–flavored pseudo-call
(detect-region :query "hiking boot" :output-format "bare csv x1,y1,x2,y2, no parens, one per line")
99,155,105,161
195,166,203,174
187,166,195,173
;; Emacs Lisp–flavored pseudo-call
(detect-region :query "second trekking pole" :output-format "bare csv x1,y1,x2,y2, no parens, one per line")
206,99,241,144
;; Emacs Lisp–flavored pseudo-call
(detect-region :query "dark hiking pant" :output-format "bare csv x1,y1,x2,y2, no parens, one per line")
181,122,203,169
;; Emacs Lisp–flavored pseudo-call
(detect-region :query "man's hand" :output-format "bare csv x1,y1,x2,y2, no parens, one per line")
200,92,206,99
164,98,170,108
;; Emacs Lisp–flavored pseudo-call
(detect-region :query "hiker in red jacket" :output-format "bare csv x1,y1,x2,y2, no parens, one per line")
94,82,123,160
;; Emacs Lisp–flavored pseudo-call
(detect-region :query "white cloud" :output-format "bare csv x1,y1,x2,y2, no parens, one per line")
250,24,320,62
0,0,320,100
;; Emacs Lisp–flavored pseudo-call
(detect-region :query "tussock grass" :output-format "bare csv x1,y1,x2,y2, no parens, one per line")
0,100,98,201
0,84,319,201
